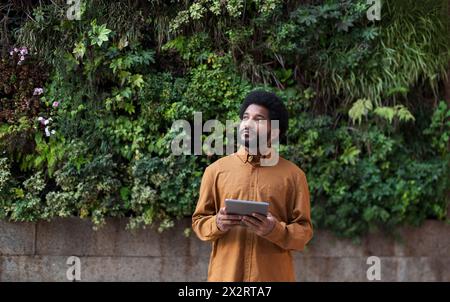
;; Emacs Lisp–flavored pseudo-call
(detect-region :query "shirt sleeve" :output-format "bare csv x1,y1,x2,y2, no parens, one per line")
262,170,313,251
192,165,228,241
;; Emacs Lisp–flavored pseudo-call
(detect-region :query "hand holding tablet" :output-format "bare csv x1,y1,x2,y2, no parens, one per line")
224,199,276,236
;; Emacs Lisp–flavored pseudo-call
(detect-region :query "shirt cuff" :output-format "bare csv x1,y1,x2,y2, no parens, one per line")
211,215,228,236
262,220,285,243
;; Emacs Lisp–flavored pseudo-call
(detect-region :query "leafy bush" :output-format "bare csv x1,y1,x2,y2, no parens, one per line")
283,90,450,238
0,0,448,238
0,47,50,163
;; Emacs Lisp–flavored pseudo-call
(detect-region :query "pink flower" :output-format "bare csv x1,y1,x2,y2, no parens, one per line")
33,88,44,95
9,50,14,56
20,47,28,56
44,118,52,125
13,48,18,52
52,101,59,108
20,56,25,61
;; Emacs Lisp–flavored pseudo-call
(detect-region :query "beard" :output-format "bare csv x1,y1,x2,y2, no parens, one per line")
238,129,270,154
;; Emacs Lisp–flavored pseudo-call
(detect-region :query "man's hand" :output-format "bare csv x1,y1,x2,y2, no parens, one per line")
216,207,242,232
242,212,277,236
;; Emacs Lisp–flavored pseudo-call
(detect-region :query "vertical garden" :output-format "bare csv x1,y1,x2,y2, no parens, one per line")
0,0,449,239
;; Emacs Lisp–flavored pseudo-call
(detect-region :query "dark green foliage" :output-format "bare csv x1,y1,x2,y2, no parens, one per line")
0,0,448,237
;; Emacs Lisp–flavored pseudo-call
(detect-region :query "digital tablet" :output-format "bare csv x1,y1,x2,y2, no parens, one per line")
225,199,269,216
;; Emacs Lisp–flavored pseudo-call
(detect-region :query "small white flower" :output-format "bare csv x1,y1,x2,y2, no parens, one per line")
33,88,44,95
51,130,56,135
38,117,44,121
45,127,51,137
20,48,28,56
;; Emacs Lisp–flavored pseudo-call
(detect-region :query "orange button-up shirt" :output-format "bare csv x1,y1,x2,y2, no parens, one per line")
192,147,313,281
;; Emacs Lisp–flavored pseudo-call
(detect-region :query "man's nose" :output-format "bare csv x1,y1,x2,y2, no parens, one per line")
242,119,257,129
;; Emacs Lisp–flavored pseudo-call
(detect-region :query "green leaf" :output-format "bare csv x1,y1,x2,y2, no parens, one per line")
89,22,112,47
340,146,361,165
120,186,131,201
120,87,132,99
395,105,415,122
374,107,395,123
73,41,86,60
130,74,144,89
349,99,373,125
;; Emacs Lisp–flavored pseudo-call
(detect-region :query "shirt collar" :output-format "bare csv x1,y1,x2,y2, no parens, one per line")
236,145,272,164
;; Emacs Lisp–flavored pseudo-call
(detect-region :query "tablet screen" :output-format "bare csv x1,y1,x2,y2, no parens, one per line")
225,199,269,216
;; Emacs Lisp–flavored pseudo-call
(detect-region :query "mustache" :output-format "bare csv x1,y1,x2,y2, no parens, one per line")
239,128,256,134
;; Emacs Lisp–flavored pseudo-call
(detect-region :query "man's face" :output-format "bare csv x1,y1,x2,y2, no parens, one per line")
239,104,271,149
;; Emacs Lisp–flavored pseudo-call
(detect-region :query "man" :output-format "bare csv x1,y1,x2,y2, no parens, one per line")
192,90,313,282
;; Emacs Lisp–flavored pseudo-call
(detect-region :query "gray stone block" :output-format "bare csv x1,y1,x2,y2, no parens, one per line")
393,257,443,282
0,256,66,282
36,217,162,257
160,256,208,282
81,256,163,281
364,232,397,256
0,255,209,282
0,221,35,256
295,256,369,282
394,220,450,257
303,230,365,257
295,255,405,282
189,234,213,260
438,257,450,281
1,217,449,281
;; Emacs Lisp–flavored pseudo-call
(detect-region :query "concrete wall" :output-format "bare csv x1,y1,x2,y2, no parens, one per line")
1,218,449,281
